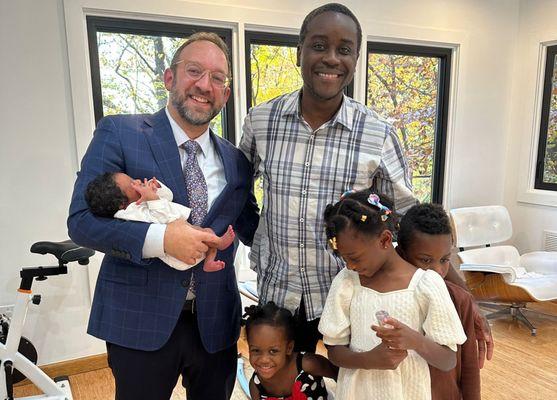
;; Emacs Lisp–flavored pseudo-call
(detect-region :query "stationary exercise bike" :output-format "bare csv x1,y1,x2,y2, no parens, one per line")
0,240,95,400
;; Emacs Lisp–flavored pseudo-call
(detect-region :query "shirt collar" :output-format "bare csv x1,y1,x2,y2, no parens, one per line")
165,107,210,156
281,89,354,131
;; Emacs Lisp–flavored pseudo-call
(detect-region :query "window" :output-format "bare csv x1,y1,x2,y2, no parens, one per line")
86,17,235,142
245,32,302,110
367,43,452,203
535,44,557,191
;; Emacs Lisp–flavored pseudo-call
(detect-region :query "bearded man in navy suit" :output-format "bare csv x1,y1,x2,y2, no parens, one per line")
68,32,259,400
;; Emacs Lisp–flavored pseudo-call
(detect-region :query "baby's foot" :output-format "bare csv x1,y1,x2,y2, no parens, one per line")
203,260,225,272
217,225,235,250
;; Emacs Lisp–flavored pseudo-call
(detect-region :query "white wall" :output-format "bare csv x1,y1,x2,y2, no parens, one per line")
504,0,557,252
0,0,106,363
0,0,537,365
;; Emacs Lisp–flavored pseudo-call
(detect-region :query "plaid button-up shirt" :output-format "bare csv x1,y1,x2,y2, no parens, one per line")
239,90,416,320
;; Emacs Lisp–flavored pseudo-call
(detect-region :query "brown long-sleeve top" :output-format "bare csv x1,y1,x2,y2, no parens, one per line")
429,281,481,400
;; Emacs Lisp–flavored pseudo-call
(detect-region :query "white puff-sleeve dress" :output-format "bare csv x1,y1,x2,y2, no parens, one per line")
318,268,466,400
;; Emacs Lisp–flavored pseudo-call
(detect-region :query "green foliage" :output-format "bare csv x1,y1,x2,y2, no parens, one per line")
98,33,181,115
250,44,302,107
367,53,439,202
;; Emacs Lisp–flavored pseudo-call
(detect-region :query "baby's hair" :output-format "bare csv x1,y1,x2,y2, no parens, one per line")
397,203,452,251
244,302,296,342
323,189,398,249
85,172,128,218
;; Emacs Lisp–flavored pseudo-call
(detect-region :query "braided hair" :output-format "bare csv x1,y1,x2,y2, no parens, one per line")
243,302,296,342
323,189,399,251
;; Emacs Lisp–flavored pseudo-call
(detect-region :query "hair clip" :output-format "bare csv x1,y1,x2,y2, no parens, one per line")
361,214,368,222
367,194,388,211
368,194,391,212
328,237,338,250
340,189,356,200
368,194,392,221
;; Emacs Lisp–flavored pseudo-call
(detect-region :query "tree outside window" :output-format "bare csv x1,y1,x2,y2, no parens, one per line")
248,42,302,107
367,43,451,203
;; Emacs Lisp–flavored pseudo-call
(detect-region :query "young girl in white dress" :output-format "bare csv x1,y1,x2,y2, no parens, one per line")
318,189,466,400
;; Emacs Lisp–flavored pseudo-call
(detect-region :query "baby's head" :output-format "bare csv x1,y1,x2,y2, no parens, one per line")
323,189,398,277
85,172,141,217
244,302,296,380
397,203,453,278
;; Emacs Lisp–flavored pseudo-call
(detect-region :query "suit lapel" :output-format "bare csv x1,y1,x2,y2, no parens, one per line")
203,132,235,227
143,109,189,206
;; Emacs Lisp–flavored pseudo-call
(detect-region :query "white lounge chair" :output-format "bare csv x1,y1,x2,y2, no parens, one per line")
450,205,557,335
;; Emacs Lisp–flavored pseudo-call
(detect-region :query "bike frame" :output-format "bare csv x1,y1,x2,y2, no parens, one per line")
1,273,72,400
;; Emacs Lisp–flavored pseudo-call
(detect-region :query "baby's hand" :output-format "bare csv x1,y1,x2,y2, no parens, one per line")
133,178,160,204
371,317,423,351
148,177,161,190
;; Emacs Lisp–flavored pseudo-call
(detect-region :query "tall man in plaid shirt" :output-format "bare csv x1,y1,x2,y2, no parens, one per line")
239,3,416,351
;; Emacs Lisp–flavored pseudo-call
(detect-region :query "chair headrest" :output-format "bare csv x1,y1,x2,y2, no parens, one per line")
450,205,512,248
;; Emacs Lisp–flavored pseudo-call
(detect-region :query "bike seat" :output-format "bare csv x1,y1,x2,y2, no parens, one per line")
30,240,95,264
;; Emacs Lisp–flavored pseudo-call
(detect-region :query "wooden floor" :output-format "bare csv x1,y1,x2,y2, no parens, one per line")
14,303,557,400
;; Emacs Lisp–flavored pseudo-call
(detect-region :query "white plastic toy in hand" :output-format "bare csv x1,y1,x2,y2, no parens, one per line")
375,310,394,329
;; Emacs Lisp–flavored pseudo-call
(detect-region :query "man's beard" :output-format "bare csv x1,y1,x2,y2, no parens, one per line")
170,89,220,126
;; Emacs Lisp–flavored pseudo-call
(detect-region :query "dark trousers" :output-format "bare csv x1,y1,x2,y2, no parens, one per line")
293,297,322,353
106,309,237,400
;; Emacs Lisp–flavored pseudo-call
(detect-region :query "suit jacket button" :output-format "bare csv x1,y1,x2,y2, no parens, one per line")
181,280,189,288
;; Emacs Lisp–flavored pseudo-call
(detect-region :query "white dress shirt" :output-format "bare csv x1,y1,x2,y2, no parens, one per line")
141,108,226,259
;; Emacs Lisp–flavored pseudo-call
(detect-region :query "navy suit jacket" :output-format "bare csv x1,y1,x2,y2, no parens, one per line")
68,109,259,353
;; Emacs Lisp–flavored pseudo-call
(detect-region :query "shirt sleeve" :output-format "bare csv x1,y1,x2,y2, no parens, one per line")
142,223,166,259
453,286,482,400
153,180,174,201
416,270,467,352
318,268,355,346
371,125,417,215
239,112,261,178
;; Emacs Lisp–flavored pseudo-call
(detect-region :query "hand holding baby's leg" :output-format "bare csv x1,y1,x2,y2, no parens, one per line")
203,247,225,272
192,225,233,272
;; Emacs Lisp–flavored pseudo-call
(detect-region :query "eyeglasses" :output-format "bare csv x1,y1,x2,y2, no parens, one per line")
173,60,231,88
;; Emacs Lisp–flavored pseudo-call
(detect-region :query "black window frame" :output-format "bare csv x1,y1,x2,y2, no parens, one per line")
86,16,236,143
366,42,452,204
244,31,354,111
534,44,557,191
